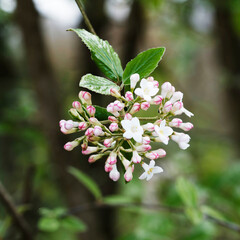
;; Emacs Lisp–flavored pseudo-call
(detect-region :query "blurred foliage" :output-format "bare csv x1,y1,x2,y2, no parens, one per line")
1,0,240,239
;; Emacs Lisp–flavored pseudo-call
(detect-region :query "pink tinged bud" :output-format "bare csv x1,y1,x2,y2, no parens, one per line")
109,123,118,132
161,82,172,98
170,91,183,103
142,136,151,145
64,120,74,130
59,120,66,127
145,149,166,159
81,142,88,151
78,122,88,130
130,103,140,114
85,127,94,136
105,162,113,172
172,101,183,113
169,118,183,127
109,164,120,181
107,152,117,165
152,95,163,105
86,105,96,116
131,151,141,163
114,100,124,111
125,91,134,101
61,126,77,134
108,116,118,122
88,154,103,163
89,117,100,125
72,101,83,112
124,166,133,182
147,76,154,82
79,91,92,105
124,113,132,120
180,122,193,131
64,140,79,151
141,102,150,111
93,126,104,136
153,81,159,88
136,144,151,152
163,101,172,113
82,146,99,155
104,138,113,148
130,73,140,89
142,123,155,131
110,88,121,98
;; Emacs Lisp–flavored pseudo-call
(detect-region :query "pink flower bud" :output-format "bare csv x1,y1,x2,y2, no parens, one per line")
131,151,141,163
114,100,124,111
89,117,100,125
81,142,88,151
163,101,172,113
171,101,183,113
85,127,94,136
142,123,155,131
136,144,151,152
82,146,99,155
124,113,132,120
105,162,113,172
64,120,74,130
61,126,77,134
141,102,150,111
169,118,183,127
108,116,117,122
130,73,140,89
88,154,103,163
59,120,66,127
93,126,104,136
161,82,172,98
180,122,193,131
107,152,117,165
79,91,92,105
130,103,140,114
153,81,159,88
125,91,134,101
142,136,151,145
72,101,83,113
86,105,96,116
64,140,79,151
147,76,154,82
104,138,113,148
109,123,118,132
152,95,163,105
122,158,131,170
145,149,166,159
109,164,120,181
110,88,121,98
78,122,88,130
124,166,134,182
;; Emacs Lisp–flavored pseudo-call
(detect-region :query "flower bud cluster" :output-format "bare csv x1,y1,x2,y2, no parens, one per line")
60,74,194,182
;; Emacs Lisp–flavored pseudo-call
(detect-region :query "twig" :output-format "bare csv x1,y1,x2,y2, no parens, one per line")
0,181,33,240
65,201,240,234
75,0,96,35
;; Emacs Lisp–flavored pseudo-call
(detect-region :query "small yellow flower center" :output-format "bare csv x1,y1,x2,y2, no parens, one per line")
143,87,150,95
147,168,153,174
131,125,138,133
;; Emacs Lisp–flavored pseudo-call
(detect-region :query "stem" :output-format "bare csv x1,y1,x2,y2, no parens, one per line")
138,116,159,121
75,0,96,35
0,181,33,240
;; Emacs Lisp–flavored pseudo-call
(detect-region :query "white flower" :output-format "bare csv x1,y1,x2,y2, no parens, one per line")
174,104,194,117
121,117,143,143
135,78,159,102
171,132,190,150
139,160,163,181
154,120,173,145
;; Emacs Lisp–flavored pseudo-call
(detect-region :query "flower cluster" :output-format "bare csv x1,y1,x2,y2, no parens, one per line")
60,73,193,182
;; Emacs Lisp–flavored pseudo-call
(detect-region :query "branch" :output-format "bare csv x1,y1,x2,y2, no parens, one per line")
0,181,34,240
66,201,240,234
75,0,96,35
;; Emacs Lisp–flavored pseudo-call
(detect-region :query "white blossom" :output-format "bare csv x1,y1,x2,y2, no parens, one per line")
139,160,163,181
171,132,191,150
154,120,173,145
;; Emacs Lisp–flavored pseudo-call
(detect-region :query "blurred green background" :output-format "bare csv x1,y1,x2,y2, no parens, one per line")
1,0,240,239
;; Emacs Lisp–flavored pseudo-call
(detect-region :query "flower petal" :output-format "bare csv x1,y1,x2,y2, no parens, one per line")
146,172,153,181
149,160,155,168
133,133,142,143
139,172,147,180
123,131,133,139
153,166,163,174
142,163,149,171
163,126,173,136
121,120,130,130
134,88,143,97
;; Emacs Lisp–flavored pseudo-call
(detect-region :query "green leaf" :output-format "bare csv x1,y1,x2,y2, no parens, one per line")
68,167,102,201
123,47,165,84
80,74,120,95
61,216,87,232
94,105,112,121
69,28,123,81
38,217,60,232
185,207,203,225
201,205,225,221
176,177,198,208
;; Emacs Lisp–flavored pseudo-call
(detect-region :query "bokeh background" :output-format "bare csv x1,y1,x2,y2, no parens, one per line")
1,0,240,239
